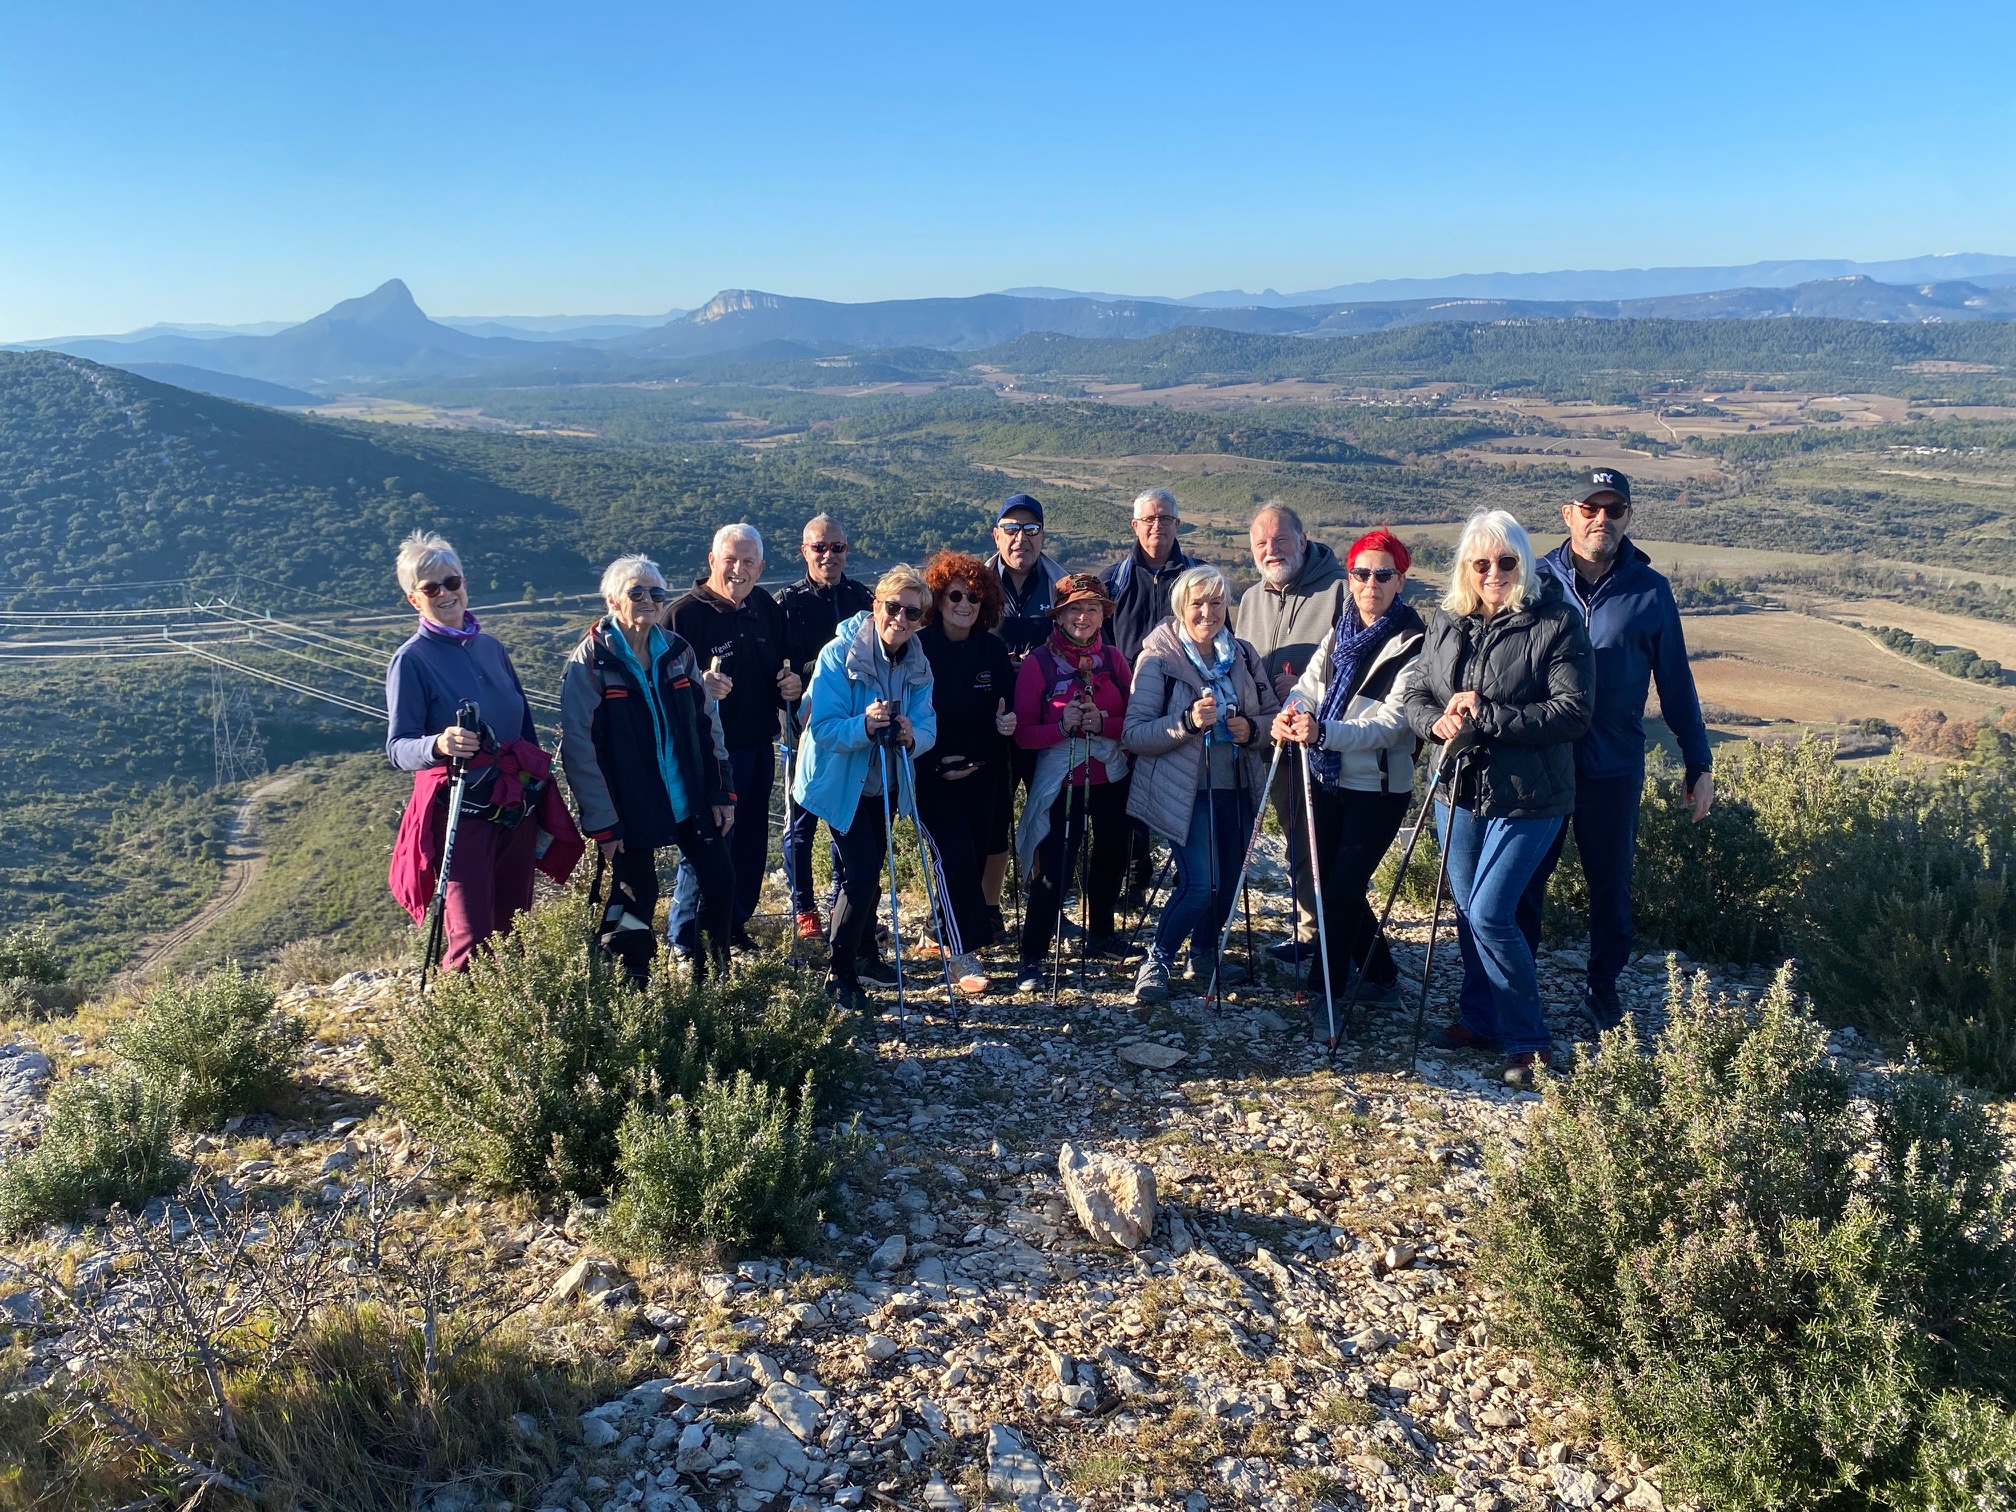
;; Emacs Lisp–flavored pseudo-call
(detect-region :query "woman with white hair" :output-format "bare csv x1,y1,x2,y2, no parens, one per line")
1403,509,1592,1087
791,564,939,1011
560,555,738,985
1121,563,1282,1003
386,530,577,972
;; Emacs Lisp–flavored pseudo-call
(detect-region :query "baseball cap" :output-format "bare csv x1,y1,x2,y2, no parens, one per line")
997,493,1045,525
1573,468,1631,504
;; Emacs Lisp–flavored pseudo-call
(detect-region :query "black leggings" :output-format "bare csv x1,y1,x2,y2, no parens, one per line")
606,821,733,985
1309,786,1413,991
916,772,996,953
1018,781,1127,965
829,792,891,987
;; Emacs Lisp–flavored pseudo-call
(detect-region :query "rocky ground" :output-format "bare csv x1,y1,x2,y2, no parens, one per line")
0,866,1900,1512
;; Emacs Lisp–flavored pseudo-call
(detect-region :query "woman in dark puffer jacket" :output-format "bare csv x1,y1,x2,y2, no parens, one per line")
1404,510,1592,1087
560,554,738,985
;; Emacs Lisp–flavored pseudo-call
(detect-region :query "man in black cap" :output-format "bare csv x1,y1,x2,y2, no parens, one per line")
984,493,1067,929
1522,467,1714,1029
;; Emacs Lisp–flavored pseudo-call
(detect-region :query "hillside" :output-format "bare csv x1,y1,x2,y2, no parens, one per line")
0,350,588,603
107,364,318,407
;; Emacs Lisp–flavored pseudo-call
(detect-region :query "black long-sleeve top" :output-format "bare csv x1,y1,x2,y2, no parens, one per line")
916,624,1014,784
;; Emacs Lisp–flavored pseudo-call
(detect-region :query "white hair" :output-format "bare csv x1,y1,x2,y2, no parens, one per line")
1251,502,1307,586
712,523,764,560
600,554,665,603
802,513,846,543
1168,563,1230,618
1132,488,1178,520
395,530,461,595
1443,509,1536,616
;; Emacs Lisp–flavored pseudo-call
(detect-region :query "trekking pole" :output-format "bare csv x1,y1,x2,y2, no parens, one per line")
876,738,908,1021
1204,734,1286,1006
898,748,961,1022
1409,745,1473,1071
1298,741,1338,1054
1122,848,1174,959
1333,758,1449,1048
1049,734,1081,1005
419,701,481,992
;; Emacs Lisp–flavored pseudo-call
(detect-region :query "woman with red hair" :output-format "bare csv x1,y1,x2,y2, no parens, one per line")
917,549,1017,991
1270,527,1428,1031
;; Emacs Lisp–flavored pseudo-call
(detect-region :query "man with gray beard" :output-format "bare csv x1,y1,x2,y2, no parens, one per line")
1235,503,1352,963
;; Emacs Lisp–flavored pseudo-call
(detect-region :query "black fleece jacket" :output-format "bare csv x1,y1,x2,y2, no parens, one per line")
668,580,789,751
917,624,1014,783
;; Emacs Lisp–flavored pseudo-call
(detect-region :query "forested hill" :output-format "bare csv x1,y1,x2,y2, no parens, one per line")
0,351,589,605
982,317,2016,397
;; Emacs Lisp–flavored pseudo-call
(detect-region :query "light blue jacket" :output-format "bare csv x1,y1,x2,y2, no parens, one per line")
790,612,938,832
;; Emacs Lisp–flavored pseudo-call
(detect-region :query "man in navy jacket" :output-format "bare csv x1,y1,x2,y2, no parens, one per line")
1520,468,1714,1029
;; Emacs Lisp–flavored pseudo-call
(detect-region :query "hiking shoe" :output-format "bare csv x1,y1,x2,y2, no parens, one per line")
1016,962,1047,995
1350,975,1404,1011
730,925,761,954
857,955,900,987
1307,1000,1345,1047
1265,938,1315,966
1585,985,1626,1033
1428,1021,1495,1052
1503,1050,1554,1089
825,975,870,1014
1133,956,1171,1004
950,953,989,996
1083,933,1129,961
795,911,824,942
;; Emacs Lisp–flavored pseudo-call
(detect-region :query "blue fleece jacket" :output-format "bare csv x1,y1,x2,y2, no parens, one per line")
1537,540,1712,785
385,622,537,771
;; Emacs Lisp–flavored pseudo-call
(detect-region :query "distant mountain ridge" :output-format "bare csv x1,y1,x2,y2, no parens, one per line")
16,262,2016,392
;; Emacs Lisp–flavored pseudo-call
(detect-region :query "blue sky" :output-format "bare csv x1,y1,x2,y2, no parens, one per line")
4,0,2013,337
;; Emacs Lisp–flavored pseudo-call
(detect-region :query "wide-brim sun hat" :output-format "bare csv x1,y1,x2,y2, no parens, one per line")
1047,572,1115,620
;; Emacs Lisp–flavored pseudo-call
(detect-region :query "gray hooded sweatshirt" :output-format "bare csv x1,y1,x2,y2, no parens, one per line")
1234,539,1350,686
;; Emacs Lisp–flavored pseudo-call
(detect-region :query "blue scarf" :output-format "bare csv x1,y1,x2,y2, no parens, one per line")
1179,627,1239,740
1311,598,1405,786
606,619,693,824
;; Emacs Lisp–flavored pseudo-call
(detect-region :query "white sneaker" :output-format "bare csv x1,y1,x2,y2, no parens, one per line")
951,953,989,995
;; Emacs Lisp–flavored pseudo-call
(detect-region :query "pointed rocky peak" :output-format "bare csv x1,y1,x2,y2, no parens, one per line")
301,279,432,332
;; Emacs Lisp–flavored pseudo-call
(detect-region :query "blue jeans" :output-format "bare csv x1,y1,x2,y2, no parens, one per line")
1436,803,1561,1055
1516,772,1642,999
1152,786,1250,972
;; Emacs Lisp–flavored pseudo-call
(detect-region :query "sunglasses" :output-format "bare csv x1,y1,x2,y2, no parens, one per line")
624,585,669,604
1574,500,1631,520
942,588,981,606
416,575,464,597
1472,555,1521,576
1349,567,1399,584
997,521,1043,536
806,542,848,555
880,601,925,623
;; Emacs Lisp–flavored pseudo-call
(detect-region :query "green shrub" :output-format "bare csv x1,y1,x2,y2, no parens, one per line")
0,923,82,1018
379,893,856,1197
1482,966,2016,1510
0,1070,187,1234
109,963,306,1127
1540,738,2016,1090
602,1071,851,1256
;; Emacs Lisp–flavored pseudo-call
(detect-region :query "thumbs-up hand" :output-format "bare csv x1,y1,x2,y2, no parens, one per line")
776,657,802,702
703,655,732,701
993,696,1017,737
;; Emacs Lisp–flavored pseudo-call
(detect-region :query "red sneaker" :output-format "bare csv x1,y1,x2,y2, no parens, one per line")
1503,1051,1555,1089
794,911,824,942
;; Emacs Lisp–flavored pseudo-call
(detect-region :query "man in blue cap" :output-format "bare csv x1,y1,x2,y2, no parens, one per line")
1521,467,1714,1029
984,493,1068,928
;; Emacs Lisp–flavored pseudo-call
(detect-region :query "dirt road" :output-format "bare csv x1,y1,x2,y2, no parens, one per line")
123,773,301,982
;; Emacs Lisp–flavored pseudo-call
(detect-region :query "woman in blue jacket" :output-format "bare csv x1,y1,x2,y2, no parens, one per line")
791,564,938,1009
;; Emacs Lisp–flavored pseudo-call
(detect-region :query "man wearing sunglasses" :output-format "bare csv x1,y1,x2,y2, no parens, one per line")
988,494,1067,658
1520,467,1715,1032
779,514,875,943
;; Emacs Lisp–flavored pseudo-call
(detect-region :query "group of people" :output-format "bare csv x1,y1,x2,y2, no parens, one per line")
383,465,1712,1086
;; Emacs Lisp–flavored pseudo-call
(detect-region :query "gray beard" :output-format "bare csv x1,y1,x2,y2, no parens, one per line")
1259,554,1303,587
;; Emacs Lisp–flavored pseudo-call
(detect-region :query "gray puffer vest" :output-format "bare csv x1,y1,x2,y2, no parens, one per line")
1402,574,1593,819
